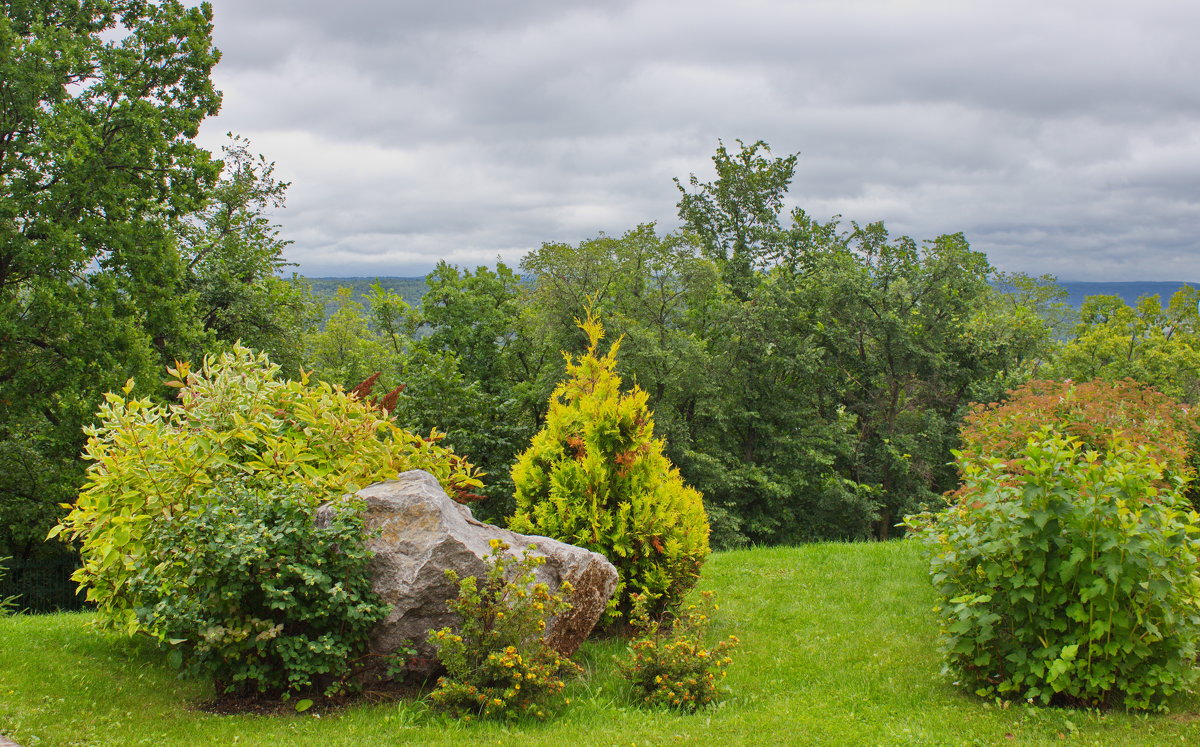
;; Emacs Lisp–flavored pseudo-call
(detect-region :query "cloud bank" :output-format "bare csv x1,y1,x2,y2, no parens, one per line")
197,0,1200,280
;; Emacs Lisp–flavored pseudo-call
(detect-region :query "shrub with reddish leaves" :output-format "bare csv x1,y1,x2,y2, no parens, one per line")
908,432,1200,710
955,379,1196,501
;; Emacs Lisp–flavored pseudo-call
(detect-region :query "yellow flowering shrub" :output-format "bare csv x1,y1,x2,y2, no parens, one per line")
427,541,581,720
618,591,738,711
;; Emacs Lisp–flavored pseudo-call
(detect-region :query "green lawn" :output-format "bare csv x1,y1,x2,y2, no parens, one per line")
2,542,1198,746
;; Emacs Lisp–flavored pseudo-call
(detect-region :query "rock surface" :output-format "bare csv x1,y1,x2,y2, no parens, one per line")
317,469,618,680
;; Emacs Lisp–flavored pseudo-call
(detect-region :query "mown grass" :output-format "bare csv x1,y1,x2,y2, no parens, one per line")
2,541,1198,746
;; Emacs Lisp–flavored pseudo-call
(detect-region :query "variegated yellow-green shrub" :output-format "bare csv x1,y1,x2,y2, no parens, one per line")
509,313,709,625
51,344,483,635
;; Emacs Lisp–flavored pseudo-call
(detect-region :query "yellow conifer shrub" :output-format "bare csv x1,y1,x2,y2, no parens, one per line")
509,312,709,625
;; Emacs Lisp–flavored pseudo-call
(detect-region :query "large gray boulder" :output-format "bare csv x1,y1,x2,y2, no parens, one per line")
317,469,617,681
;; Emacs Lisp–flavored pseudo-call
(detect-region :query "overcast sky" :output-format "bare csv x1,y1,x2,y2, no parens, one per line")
195,0,1200,281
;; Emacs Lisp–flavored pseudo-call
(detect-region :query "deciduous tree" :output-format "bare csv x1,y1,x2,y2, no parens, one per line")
675,139,797,298
0,0,221,562
179,134,320,375
1047,288,1200,403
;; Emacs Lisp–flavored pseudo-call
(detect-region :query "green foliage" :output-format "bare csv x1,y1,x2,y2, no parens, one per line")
804,223,1025,538
0,556,17,614
520,227,725,522
521,222,867,548
0,0,222,563
306,276,427,321
422,262,528,386
617,591,737,712
305,287,394,390
128,482,387,696
179,134,321,376
689,264,868,546
909,431,1200,710
675,138,798,297
1048,288,1200,404
517,142,1048,547
403,263,542,522
427,540,580,721
52,344,482,634
990,273,1076,349
300,267,539,522
510,312,710,624
671,147,878,544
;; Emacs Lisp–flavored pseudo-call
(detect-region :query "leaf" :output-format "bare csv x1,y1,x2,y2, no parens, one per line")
294,699,314,713
111,525,131,547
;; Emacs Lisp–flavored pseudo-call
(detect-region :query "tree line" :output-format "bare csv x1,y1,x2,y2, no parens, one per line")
4,2,1199,569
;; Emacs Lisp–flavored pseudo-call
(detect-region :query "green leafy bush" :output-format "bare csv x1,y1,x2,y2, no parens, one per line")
52,344,483,634
618,591,737,712
129,482,387,695
427,540,580,721
509,312,710,624
909,430,1200,710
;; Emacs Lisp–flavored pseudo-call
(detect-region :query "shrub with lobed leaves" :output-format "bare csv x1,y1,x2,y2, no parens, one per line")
52,344,483,635
427,541,580,721
909,429,1200,710
129,482,387,695
618,590,737,711
509,312,710,624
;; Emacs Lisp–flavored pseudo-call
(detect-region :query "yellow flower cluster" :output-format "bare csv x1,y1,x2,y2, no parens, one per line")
617,591,738,712
426,540,582,721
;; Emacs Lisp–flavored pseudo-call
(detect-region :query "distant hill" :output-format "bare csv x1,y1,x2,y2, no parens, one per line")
305,277,427,319
1058,281,1198,308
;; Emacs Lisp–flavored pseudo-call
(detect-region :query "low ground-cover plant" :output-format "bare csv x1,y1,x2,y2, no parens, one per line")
427,540,581,721
618,590,737,712
128,482,388,696
909,429,1200,710
510,312,710,625
51,344,482,635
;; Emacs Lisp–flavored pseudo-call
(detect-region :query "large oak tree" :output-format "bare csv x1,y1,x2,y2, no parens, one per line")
0,1,221,561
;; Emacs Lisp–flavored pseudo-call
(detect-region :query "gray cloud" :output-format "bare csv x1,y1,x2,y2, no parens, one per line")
198,0,1200,281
